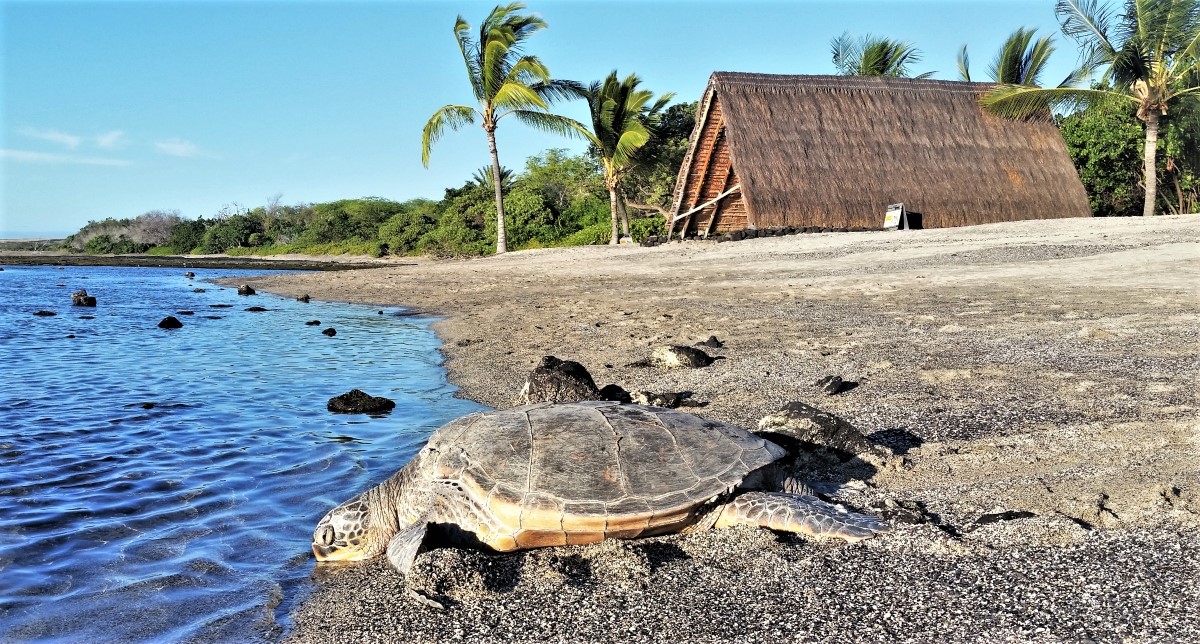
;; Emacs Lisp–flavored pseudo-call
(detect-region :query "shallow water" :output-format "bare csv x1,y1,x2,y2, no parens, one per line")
0,264,484,641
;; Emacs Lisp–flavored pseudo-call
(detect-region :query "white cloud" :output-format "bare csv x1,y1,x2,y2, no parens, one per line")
155,137,216,159
94,130,126,149
1,149,133,166
18,127,83,149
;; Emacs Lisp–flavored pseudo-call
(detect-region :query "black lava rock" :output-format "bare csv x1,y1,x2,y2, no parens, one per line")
327,389,396,414
158,316,183,329
322,328,337,336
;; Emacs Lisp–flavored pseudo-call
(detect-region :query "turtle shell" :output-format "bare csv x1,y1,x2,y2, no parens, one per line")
422,401,785,551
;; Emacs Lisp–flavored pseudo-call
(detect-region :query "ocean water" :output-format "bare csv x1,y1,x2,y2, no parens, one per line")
0,264,484,641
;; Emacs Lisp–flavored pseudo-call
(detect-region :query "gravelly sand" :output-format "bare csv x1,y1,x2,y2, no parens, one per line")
233,215,1199,643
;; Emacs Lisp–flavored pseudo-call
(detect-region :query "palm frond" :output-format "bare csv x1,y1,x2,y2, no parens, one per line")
492,82,549,113
958,44,972,81
980,83,1131,118
830,31,860,76
454,16,484,102
508,110,590,140
611,127,650,168
504,56,552,88
831,32,929,77
531,78,587,104
421,105,477,167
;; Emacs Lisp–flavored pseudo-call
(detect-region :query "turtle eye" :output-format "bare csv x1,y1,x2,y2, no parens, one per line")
318,525,336,546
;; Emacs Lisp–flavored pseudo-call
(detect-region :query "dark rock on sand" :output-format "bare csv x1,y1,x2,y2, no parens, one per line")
305,320,321,326
816,375,844,395
157,316,184,329
322,328,337,336
598,384,632,403
651,345,720,368
695,335,724,348
71,289,97,306
34,310,57,317
327,389,396,414
237,284,256,296
517,356,601,404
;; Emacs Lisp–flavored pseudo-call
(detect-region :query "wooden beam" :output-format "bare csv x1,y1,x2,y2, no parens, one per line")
671,184,742,223
703,164,739,238
669,105,723,239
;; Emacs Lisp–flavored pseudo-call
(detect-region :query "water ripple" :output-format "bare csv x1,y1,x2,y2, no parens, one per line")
0,264,483,641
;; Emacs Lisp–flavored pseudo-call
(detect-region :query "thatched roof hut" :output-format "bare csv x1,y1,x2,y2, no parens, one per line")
668,73,1091,237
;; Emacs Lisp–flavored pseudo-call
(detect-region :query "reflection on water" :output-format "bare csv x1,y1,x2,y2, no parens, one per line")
0,265,484,641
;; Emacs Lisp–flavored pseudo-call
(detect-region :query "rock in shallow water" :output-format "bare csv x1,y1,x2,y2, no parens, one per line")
157,316,183,329
327,389,396,414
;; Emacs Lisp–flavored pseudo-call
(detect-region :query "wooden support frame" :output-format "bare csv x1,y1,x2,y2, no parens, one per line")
670,184,741,239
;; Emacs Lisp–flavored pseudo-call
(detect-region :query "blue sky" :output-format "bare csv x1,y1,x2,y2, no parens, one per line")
1,0,1084,238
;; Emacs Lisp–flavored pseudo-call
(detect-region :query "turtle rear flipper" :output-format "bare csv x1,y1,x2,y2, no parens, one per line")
715,491,889,541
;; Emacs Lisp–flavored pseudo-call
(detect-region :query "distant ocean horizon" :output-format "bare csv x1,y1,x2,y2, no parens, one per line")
0,264,484,641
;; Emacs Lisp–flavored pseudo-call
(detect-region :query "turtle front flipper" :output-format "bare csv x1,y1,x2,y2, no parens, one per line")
386,520,446,609
385,520,428,575
715,491,889,541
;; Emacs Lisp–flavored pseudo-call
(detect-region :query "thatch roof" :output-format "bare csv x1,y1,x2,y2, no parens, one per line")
669,72,1091,234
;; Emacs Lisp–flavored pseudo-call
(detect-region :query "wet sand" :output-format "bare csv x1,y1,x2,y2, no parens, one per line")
235,215,1198,642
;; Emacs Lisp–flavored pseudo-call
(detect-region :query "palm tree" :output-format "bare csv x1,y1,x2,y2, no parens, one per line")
980,0,1200,217
471,165,514,192
830,32,935,78
579,71,674,245
958,28,1058,85
421,3,584,253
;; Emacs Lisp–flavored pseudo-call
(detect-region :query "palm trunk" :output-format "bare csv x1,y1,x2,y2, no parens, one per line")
608,188,620,245
486,128,507,253
617,191,631,238
1141,111,1159,218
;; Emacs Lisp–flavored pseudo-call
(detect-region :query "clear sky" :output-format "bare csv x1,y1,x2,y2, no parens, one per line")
1,0,1084,238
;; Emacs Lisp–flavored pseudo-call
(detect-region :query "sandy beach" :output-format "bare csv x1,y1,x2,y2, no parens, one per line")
234,215,1199,642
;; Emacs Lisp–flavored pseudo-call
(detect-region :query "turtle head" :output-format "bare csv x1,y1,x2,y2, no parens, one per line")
312,494,390,562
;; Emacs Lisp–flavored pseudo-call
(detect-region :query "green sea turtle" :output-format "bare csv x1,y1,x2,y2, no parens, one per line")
312,401,888,595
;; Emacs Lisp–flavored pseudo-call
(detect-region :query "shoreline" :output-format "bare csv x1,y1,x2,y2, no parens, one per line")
0,252,397,272
235,216,1198,642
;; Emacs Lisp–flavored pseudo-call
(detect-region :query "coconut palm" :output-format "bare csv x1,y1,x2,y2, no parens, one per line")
421,3,584,253
830,32,935,78
958,28,1059,85
579,71,674,245
980,0,1200,217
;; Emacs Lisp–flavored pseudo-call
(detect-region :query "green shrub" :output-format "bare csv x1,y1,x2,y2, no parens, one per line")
145,246,175,256
417,211,489,257
630,215,665,242
379,211,436,255
557,222,611,247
